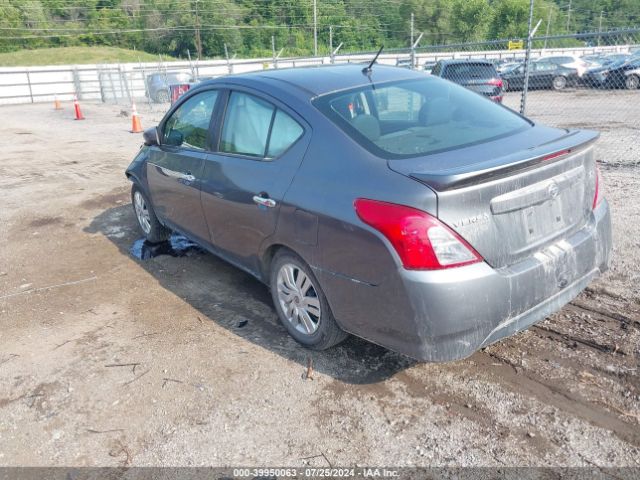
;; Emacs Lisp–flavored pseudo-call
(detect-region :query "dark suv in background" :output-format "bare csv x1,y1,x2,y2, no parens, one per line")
431,59,503,102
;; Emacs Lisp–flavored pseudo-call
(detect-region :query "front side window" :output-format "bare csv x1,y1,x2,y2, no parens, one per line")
221,91,303,158
314,77,531,159
163,90,218,150
220,92,274,157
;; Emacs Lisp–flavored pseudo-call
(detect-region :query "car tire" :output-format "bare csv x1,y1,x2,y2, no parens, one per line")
131,184,170,243
155,90,170,103
270,249,348,350
625,74,640,90
552,76,567,90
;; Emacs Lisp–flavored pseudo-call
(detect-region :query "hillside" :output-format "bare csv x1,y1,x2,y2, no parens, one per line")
0,46,170,67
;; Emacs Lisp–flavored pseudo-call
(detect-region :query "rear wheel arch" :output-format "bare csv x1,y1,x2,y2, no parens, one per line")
260,243,285,284
268,247,348,350
260,243,307,285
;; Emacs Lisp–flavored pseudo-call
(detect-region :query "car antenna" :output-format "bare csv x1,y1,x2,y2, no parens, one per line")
362,45,384,75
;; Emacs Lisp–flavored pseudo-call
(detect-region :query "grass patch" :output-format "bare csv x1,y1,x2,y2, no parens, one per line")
0,46,173,67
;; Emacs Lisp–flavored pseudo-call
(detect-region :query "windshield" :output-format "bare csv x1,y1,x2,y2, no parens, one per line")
314,77,531,159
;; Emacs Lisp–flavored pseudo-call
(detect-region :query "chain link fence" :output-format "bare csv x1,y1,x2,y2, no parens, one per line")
391,29,640,166
0,29,637,164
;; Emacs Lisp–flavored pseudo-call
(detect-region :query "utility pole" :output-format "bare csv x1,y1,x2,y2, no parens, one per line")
598,10,604,32
313,0,318,57
566,0,572,32
194,0,202,59
544,7,552,49
598,10,604,45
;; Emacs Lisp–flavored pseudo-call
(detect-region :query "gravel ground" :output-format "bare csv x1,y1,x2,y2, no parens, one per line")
0,90,638,468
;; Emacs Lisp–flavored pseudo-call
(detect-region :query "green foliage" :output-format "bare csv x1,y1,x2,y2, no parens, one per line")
0,46,166,66
0,0,636,59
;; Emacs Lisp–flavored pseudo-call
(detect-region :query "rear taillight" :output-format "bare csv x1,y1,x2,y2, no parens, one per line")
593,164,603,209
488,78,503,88
354,199,483,270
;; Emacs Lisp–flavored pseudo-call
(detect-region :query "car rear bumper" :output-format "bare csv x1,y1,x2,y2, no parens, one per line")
316,200,612,362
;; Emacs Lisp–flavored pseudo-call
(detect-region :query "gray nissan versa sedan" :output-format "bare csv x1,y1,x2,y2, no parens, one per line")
125,64,612,362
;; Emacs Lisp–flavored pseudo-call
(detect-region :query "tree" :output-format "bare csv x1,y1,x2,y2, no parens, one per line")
451,0,491,42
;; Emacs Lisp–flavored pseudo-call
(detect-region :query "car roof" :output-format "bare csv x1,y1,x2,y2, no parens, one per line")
437,59,494,65
197,63,426,98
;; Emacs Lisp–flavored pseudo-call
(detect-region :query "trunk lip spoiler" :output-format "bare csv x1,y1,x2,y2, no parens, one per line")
404,129,599,191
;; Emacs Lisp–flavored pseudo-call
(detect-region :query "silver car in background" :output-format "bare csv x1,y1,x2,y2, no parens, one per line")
126,64,611,362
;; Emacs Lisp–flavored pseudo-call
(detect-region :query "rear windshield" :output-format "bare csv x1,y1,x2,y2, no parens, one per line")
442,63,497,79
313,77,531,159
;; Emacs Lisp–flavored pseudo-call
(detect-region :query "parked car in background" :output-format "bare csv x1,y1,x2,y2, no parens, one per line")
396,58,413,69
126,64,610,361
422,61,437,73
585,53,630,68
145,71,192,103
536,55,589,77
431,59,503,101
497,61,522,74
501,60,579,91
582,58,629,88
600,57,640,89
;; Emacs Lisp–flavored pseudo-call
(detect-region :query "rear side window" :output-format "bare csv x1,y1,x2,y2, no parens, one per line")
163,90,218,150
535,62,557,71
267,110,304,157
220,91,303,158
443,63,497,79
314,77,531,159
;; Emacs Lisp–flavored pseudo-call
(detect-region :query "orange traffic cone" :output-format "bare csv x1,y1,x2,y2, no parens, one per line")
73,95,84,120
130,102,143,133
54,95,62,110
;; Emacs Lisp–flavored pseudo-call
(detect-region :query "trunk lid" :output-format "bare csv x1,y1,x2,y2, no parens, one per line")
388,125,599,268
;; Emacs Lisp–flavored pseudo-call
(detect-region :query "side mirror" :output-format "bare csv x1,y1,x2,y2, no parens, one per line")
143,126,160,146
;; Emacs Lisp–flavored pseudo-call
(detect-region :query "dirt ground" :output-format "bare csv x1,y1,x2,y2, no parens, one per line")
0,91,639,468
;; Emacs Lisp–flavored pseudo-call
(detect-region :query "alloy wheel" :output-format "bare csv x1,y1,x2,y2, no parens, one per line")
626,75,639,90
133,190,152,234
276,263,321,335
553,76,567,90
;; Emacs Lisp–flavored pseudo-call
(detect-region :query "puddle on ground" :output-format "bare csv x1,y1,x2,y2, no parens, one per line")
130,234,205,260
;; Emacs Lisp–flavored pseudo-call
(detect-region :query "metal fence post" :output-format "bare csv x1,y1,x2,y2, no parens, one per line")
520,0,536,115
25,70,34,103
108,69,117,104
72,67,81,99
224,43,233,74
98,66,106,103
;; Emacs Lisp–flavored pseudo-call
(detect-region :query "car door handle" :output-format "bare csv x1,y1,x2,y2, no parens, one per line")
252,195,277,208
157,166,195,182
